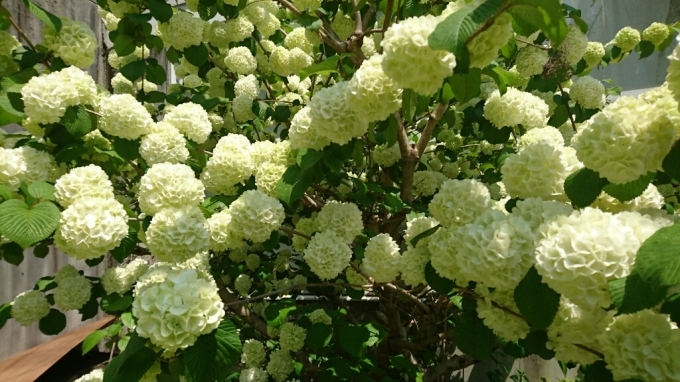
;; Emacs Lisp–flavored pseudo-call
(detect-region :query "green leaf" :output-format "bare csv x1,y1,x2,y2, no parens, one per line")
105,333,157,382
514,266,560,329
22,0,62,32
275,165,313,206
299,55,343,79
79,295,99,321
62,105,96,138
54,143,89,164
39,309,66,335
149,0,173,23
661,293,680,324
635,220,680,287
636,40,655,59
264,299,297,327
564,167,609,208
110,226,138,263
120,59,146,82
183,43,209,67
608,271,668,314
198,3,218,20
602,172,655,202
0,185,12,201
0,199,60,249
298,13,323,31
450,68,482,103
402,88,417,121
428,0,505,54
424,261,455,295
100,293,133,313
306,322,333,351
113,33,136,56
663,141,680,181
338,324,371,357
519,330,555,360
27,181,55,201
0,302,11,330
112,138,141,161
121,312,136,328
82,329,108,355
2,242,24,265
410,225,440,247
145,60,167,85
582,361,614,382
508,0,568,46
33,242,49,258
454,307,496,360
296,149,323,171
480,120,512,144
184,319,242,382
322,151,343,173
0,93,26,118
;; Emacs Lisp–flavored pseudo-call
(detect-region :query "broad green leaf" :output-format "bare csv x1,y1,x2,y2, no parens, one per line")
275,165,313,206
148,0,173,23
121,312,136,328
0,92,25,117
519,330,555,360
183,319,242,382
508,0,568,46
636,40,655,59
113,33,136,56
0,185,11,202
33,242,49,258
100,293,133,313
583,361,615,382
661,293,680,324
0,199,60,248
296,149,323,171
299,55,343,79
82,329,107,355
120,59,146,82
0,302,11,330
424,261,455,295
27,181,55,201
183,43,209,67
603,172,655,202
410,225,440,247
198,3,218,20
480,120,512,144
338,324,371,357
22,0,62,32
635,221,680,287
110,226,139,263
450,68,481,104
34,276,57,292
298,13,323,31
2,242,24,265
104,333,157,382
564,167,609,208
145,60,167,85
62,105,96,138
454,307,496,360
608,271,668,314
428,0,505,54
663,141,680,181
39,309,66,335
54,143,89,164
264,299,297,327
306,322,333,351
79,296,99,321
514,266,560,329
112,138,141,161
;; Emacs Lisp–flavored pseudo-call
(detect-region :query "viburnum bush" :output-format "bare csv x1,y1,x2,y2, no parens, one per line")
2,0,680,381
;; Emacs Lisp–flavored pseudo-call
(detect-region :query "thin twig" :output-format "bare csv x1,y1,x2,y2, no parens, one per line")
415,103,448,158
557,81,578,132
1,7,35,51
279,226,312,240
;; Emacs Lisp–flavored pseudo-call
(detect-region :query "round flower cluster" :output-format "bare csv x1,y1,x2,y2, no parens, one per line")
99,94,153,140
570,76,605,110
229,190,285,243
138,163,205,216
667,36,680,102
400,246,430,287
107,0,140,18
254,162,286,197
55,264,80,282
241,0,280,38
224,47,257,75
74,369,104,382
484,88,549,130
55,197,128,260
502,143,581,202
583,41,605,67
347,54,402,122
234,274,252,296
292,216,316,251
475,285,531,341
361,233,401,283
283,27,316,54
145,206,210,263
380,15,456,95
159,12,205,50
240,367,268,382
266,349,294,382
183,74,202,88
288,107,331,151
413,171,447,197
235,74,260,98
11,290,50,326
304,231,352,280
308,82,368,145
315,201,364,243
133,268,225,353
206,210,243,252
101,258,150,295
510,197,573,233
429,179,493,228
242,339,266,367
51,164,115,234
372,143,401,167
640,85,680,135
514,46,549,77
232,94,257,122
573,96,674,184
279,322,306,351
43,18,97,68
292,0,321,11
201,134,254,195
559,24,588,63
614,26,641,52
592,183,665,213
53,274,91,311
139,122,190,165
268,47,313,76
535,208,670,308
309,309,332,325
428,227,467,286
163,102,212,144
21,66,97,125
245,254,260,270
598,309,680,381
516,126,564,151
466,13,513,68
643,22,670,47
0,146,56,191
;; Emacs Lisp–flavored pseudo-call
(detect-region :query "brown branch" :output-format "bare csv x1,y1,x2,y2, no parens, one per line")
2,6,35,51
217,287,269,337
394,112,418,203
415,102,448,158
574,343,605,359
275,0,301,15
423,355,478,382
363,0,394,36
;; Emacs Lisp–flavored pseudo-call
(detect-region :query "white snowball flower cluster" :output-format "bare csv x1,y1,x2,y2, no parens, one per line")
570,76,605,110
158,12,206,50
514,46,549,77
254,162,286,197
598,309,680,381
413,171,448,197
429,179,493,228
309,309,332,325
0,146,56,191
182,74,202,88
279,322,306,351
266,349,294,382
21,66,97,125
138,163,205,216
510,197,573,233
101,258,150,295
53,274,91,311
583,41,605,68
242,339,266,367
667,35,680,103
559,24,588,63
315,201,364,243
466,13,513,68
502,143,582,202
400,246,430,287
380,15,456,95
283,27,316,54
304,231,352,280
54,164,113,208
592,183,665,213
288,107,331,151
241,0,280,38
229,190,285,243
43,18,97,68
145,206,210,263
535,208,671,309
133,268,225,353
428,227,467,286
361,233,401,283
614,26,641,52
11,290,50,326
292,216,316,251
240,367,268,382
139,122,190,165
234,274,252,296
74,369,104,382
308,82,368,145
372,143,401,167
268,47,313,76
201,134,254,195
55,264,80,282
643,22,670,47
55,197,128,260
106,0,140,18
573,96,674,184
484,88,549,130
346,54,402,122
235,75,260,98
516,126,564,151
99,94,153,140
640,84,680,135
232,94,257,122
475,285,531,341
206,209,243,252
163,102,212,144
224,47,258,75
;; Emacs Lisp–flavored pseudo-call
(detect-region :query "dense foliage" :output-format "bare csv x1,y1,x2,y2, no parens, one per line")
1,0,680,381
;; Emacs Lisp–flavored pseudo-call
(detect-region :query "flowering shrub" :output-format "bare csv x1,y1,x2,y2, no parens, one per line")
1,1,680,382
